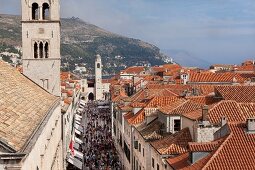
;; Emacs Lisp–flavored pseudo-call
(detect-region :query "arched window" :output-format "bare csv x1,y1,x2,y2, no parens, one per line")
32,3,39,20
34,42,38,58
97,63,100,68
39,42,43,58
42,3,50,20
44,42,49,58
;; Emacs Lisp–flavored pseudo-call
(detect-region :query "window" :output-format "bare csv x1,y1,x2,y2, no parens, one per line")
39,42,43,58
157,164,159,170
119,134,122,147
34,41,49,59
124,141,130,162
143,148,144,157
97,63,100,68
152,158,154,168
174,119,181,132
34,42,38,58
32,3,39,20
44,42,49,58
138,143,141,152
134,141,138,149
42,3,50,20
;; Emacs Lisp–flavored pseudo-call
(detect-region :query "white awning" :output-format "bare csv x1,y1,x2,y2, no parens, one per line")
98,106,110,109
75,129,81,135
74,149,83,160
76,114,82,119
75,116,81,122
74,123,83,132
67,155,82,170
74,142,80,150
75,121,81,125
77,108,83,112
75,137,83,144
80,100,86,105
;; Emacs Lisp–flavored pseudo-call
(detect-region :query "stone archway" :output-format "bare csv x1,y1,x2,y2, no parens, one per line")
88,92,94,101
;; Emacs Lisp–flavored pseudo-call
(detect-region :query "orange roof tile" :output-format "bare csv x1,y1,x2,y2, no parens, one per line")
215,85,255,103
146,96,180,108
150,128,192,155
137,119,165,141
186,95,221,105
207,100,255,124
189,72,245,83
122,66,145,74
188,137,226,152
160,100,203,116
202,123,255,170
127,109,145,125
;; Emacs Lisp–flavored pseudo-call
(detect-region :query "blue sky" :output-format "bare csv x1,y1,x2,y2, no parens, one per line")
1,0,255,66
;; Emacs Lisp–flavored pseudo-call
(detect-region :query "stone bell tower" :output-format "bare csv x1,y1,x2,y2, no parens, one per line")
95,54,103,100
21,0,61,96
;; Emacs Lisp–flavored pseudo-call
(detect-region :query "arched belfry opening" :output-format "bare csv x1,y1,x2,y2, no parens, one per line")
42,3,50,20
88,93,94,101
34,42,38,58
39,42,43,58
45,42,49,58
32,3,39,20
97,63,100,68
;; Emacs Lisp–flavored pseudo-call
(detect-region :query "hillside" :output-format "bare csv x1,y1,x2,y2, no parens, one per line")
0,14,171,75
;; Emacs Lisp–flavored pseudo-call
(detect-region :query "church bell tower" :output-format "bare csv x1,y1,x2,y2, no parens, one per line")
21,0,61,96
95,54,103,100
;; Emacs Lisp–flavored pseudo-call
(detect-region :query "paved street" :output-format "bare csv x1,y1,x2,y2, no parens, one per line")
82,101,120,170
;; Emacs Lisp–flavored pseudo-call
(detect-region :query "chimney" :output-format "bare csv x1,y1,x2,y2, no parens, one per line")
247,118,255,133
221,116,227,126
202,105,209,121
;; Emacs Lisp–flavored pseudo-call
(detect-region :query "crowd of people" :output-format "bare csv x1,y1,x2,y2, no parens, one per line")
82,101,121,170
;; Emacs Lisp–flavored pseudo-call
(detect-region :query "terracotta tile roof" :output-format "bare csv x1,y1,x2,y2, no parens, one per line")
192,85,216,95
151,66,166,72
202,123,255,170
189,72,245,83
127,109,145,125
145,96,180,108
160,100,203,116
137,120,164,140
186,95,221,105
208,100,245,124
150,128,192,155
159,99,187,115
207,100,255,124
0,61,58,151
215,85,255,103
122,66,145,74
182,109,202,120
167,152,190,169
167,152,214,170
130,101,147,108
130,87,178,103
143,131,164,141
235,64,255,72
188,137,226,152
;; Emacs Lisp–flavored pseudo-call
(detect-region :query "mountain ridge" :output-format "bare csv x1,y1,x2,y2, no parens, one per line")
0,14,171,75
